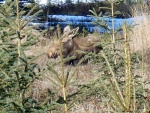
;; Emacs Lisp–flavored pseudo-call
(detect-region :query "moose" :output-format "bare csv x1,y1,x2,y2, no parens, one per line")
47,25,102,64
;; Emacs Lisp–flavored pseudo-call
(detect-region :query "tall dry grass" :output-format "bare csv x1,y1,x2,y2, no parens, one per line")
130,7,150,109
130,6,150,78
130,8,150,53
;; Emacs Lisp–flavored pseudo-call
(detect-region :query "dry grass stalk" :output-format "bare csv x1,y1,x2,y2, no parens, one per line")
130,6,150,53
123,20,132,111
130,6,150,112
130,6,150,80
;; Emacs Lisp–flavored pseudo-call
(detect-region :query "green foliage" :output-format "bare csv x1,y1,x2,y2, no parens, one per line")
89,8,110,31
76,23,150,112
0,1,48,112
83,4,150,112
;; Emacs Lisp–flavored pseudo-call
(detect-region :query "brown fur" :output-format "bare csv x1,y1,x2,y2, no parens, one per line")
47,26,102,64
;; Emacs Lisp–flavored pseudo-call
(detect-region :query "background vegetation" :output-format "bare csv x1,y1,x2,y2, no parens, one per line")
42,1,131,18
38,0,149,18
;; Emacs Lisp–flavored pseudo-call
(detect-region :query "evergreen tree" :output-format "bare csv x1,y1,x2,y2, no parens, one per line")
65,0,73,5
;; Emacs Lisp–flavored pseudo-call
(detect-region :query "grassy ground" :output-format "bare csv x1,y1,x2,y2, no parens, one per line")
22,6,150,112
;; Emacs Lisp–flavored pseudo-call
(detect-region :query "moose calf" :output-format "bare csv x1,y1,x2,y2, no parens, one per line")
47,25,102,64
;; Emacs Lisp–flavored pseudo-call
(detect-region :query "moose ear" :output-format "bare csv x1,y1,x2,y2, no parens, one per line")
63,25,71,35
61,26,79,43
68,27,79,38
